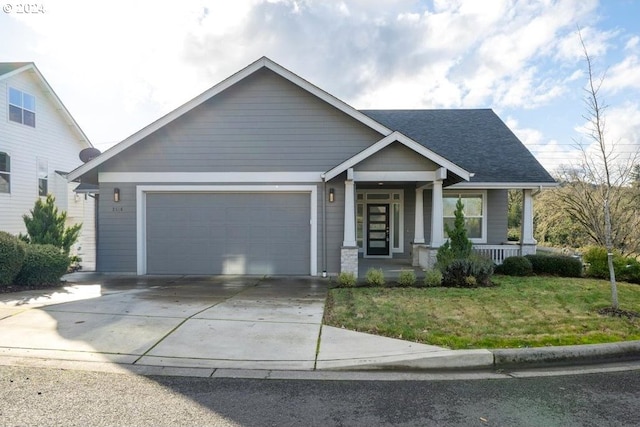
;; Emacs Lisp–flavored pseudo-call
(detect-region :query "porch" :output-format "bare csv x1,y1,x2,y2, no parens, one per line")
359,244,525,278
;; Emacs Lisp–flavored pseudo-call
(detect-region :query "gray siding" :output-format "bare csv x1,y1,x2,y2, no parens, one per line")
101,68,383,174
355,143,439,171
325,174,346,273
97,183,137,272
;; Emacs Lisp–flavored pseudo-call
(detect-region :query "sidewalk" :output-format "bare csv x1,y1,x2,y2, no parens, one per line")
0,273,638,379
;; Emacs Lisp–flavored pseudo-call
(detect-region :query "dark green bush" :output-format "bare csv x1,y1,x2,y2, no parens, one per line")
583,246,640,284
524,254,583,277
0,231,26,286
498,256,534,276
14,244,70,287
441,257,494,288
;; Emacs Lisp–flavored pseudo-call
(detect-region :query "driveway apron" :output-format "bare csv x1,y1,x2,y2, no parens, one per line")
0,275,328,370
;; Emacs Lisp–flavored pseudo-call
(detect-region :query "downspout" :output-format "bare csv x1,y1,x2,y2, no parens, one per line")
321,174,328,278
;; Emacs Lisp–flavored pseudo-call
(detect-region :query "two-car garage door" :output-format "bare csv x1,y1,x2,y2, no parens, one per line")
145,192,311,275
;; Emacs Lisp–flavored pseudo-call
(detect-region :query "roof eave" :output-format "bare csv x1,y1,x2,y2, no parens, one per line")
324,131,472,182
2,63,93,150
69,57,394,182
448,181,558,189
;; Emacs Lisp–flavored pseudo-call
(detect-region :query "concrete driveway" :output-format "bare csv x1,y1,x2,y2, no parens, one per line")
0,273,471,375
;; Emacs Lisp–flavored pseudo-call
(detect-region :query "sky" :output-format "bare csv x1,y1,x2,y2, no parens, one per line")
1,0,639,176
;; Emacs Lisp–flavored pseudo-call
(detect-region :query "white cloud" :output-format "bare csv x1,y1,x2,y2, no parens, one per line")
603,55,640,93
506,117,583,174
1,0,635,156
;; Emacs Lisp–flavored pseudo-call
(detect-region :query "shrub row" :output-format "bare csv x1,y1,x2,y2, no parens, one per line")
496,254,583,277
525,254,583,277
336,268,443,288
0,231,69,288
582,246,640,284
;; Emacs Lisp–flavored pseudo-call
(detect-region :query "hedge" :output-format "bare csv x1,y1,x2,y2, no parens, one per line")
0,231,25,286
14,244,70,287
524,254,583,277
497,256,534,276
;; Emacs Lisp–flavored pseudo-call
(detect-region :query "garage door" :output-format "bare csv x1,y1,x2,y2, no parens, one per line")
145,192,311,275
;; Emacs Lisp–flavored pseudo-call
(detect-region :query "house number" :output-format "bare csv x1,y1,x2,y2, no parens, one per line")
112,207,123,212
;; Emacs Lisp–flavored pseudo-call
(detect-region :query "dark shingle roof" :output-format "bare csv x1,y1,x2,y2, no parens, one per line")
360,109,555,184
0,62,31,76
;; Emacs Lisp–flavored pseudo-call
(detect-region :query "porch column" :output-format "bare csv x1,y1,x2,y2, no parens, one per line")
430,180,444,248
341,169,358,276
413,187,426,244
342,173,356,247
520,189,536,255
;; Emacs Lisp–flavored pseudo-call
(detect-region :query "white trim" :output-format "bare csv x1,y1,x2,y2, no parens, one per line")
356,189,405,257
325,131,470,181
68,57,391,182
449,182,557,189
431,180,444,247
100,172,323,183
521,189,537,245
443,190,488,244
136,185,318,276
1,63,92,147
352,171,437,182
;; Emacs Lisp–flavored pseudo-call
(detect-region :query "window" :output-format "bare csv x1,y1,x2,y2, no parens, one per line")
9,87,36,127
0,152,9,193
443,192,485,241
37,158,48,196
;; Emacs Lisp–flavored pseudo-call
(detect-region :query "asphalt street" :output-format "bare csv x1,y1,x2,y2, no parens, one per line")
1,365,639,427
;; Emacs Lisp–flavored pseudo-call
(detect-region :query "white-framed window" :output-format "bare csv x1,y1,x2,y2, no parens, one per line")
443,191,487,243
9,87,36,127
37,158,48,196
0,152,9,193
356,190,404,253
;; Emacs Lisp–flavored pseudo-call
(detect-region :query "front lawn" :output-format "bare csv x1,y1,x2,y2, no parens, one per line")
323,276,640,349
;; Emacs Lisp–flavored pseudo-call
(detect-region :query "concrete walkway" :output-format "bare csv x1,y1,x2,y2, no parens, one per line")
0,273,638,378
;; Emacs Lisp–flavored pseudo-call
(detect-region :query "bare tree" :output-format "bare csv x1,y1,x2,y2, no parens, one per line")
572,30,640,309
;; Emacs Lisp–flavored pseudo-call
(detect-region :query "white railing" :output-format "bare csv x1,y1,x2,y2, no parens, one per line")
473,245,521,265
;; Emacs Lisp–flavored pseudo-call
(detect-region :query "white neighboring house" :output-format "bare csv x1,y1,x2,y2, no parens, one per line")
0,62,96,270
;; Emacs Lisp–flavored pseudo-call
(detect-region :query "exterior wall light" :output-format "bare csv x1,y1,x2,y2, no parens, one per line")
114,188,120,203
329,188,335,203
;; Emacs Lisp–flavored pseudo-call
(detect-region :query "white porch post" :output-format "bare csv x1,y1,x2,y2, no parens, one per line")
342,171,356,247
341,169,358,276
520,189,536,255
414,187,426,244
430,180,444,248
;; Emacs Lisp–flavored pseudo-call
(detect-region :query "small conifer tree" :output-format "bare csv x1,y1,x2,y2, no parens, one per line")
436,197,473,267
20,195,82,254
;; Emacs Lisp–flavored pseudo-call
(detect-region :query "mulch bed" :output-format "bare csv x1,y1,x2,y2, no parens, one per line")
598,307,640,319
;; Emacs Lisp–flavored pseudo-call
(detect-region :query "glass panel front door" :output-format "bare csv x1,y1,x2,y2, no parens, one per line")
367,204,389,256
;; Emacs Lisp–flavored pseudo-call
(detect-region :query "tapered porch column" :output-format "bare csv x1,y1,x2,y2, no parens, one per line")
341,169,358,276
520,188,537,255
431,180,444,248
414,187,426,245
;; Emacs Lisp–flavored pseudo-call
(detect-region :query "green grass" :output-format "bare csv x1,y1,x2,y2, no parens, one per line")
323,276,640,349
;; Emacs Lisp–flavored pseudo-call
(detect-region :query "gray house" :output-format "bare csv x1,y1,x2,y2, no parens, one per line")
68,57,555,277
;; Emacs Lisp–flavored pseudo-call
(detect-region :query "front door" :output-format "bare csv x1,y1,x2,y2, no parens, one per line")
367,204,390,256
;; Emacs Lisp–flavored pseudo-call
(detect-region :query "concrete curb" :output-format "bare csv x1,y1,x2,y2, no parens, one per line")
318,341,640,372
491,340,640,369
